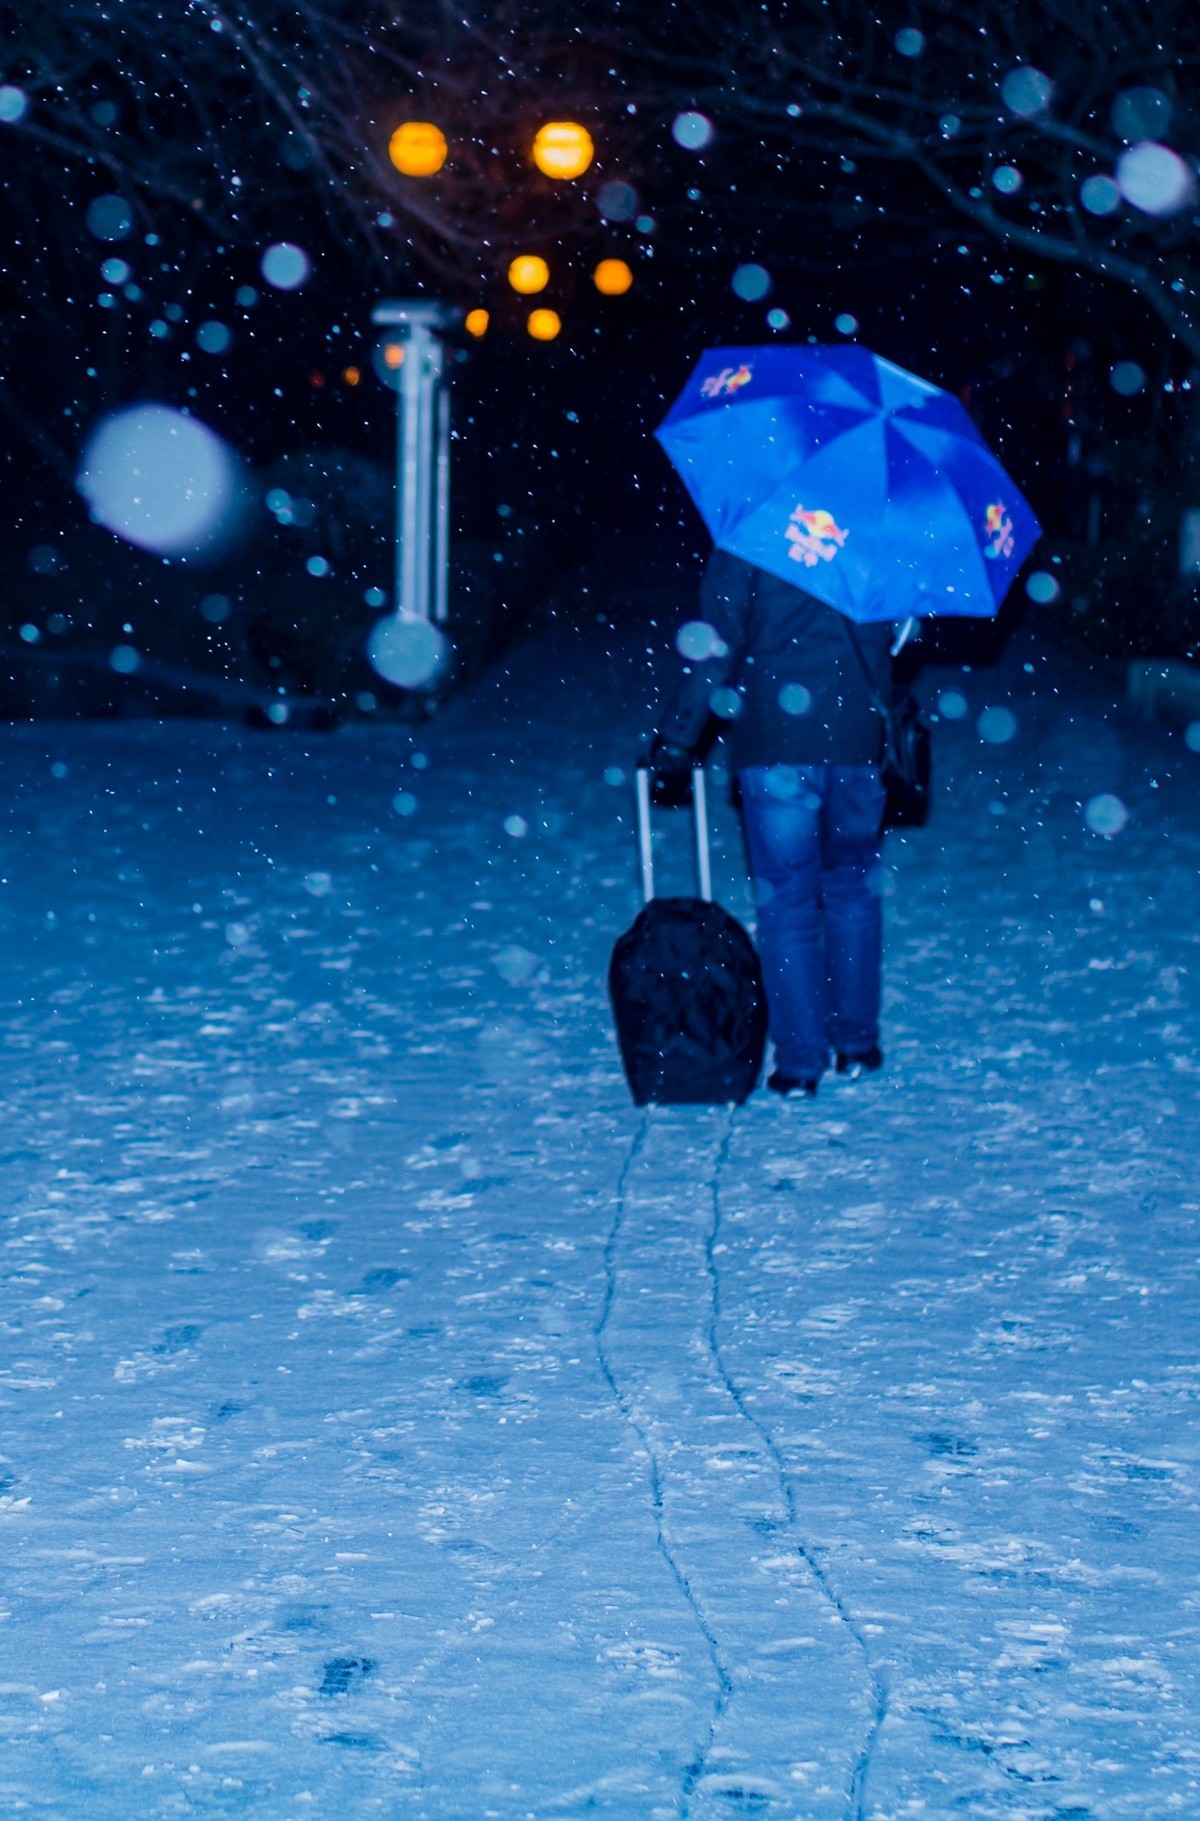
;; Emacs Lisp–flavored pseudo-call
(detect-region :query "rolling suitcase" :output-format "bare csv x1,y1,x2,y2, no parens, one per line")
609,765,768,1106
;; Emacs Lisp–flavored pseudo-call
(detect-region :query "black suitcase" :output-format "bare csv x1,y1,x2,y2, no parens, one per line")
609,765,768,1106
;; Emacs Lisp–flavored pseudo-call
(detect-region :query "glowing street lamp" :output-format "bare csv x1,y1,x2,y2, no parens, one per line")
594,257,633,296
388,121,448,176
464,308,490,338
527,308,561,341
508,253,550,295
531,121,594,180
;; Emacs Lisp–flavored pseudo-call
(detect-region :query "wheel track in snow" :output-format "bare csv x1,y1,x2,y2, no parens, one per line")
706,1118,888,1821
596,1108,886,1819
594,1110,736,1806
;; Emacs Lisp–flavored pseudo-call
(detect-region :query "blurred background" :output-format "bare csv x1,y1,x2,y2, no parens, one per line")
2,0,1198,723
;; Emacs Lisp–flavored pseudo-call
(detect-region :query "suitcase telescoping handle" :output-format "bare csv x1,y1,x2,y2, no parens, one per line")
635,763,712,905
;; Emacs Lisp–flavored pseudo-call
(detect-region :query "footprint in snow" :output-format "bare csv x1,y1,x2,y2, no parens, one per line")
154,1323,202,1354
460,1373,508,1400
359,1266,409,1293
320,1656,376,1696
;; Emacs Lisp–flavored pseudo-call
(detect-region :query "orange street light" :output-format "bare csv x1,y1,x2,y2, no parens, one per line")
594,257,633,296
388,121,448,176
532,121,594,180
527,308,562,341
464,308,490,338
508,254,550,295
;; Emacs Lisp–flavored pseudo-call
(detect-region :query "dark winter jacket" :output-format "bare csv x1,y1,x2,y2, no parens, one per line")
657,550,893,770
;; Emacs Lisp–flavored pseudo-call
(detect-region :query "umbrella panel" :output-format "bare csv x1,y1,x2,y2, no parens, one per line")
657,396,874,544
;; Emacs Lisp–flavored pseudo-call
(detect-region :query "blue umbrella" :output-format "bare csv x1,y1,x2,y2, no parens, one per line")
655,343,1041,623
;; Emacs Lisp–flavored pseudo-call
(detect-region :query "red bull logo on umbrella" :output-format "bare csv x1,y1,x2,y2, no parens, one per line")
786,503,849,568
984,502,1015,559
700,363,753,399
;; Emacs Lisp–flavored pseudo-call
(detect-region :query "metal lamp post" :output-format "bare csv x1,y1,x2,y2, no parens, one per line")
371,299,461,623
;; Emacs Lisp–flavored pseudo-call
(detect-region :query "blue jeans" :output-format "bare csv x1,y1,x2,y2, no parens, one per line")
739,764,886,1081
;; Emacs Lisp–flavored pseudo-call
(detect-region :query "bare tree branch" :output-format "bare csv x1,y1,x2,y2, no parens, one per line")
604,0,1200,359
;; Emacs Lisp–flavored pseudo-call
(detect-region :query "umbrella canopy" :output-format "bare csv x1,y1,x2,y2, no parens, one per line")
655,343,1041,623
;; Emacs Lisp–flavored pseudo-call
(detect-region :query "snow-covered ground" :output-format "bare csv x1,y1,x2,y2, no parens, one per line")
1,585,1198,1819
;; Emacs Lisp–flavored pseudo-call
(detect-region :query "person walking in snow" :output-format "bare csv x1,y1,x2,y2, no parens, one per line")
646,547,892,1098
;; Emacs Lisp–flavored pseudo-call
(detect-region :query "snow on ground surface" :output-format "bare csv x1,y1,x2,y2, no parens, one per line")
1,580,1198,1820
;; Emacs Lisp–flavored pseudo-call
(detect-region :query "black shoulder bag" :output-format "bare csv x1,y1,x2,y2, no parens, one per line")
843,620,932,828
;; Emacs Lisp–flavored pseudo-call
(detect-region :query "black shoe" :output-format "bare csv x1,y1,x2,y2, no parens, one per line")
767,1070,819,1097
834,1044,883,1080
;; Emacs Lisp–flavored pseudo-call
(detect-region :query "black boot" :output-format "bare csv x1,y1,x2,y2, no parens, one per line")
767,1070,819,1098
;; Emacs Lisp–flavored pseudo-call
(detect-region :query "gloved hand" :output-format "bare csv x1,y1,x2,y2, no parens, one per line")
643,734,694,808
